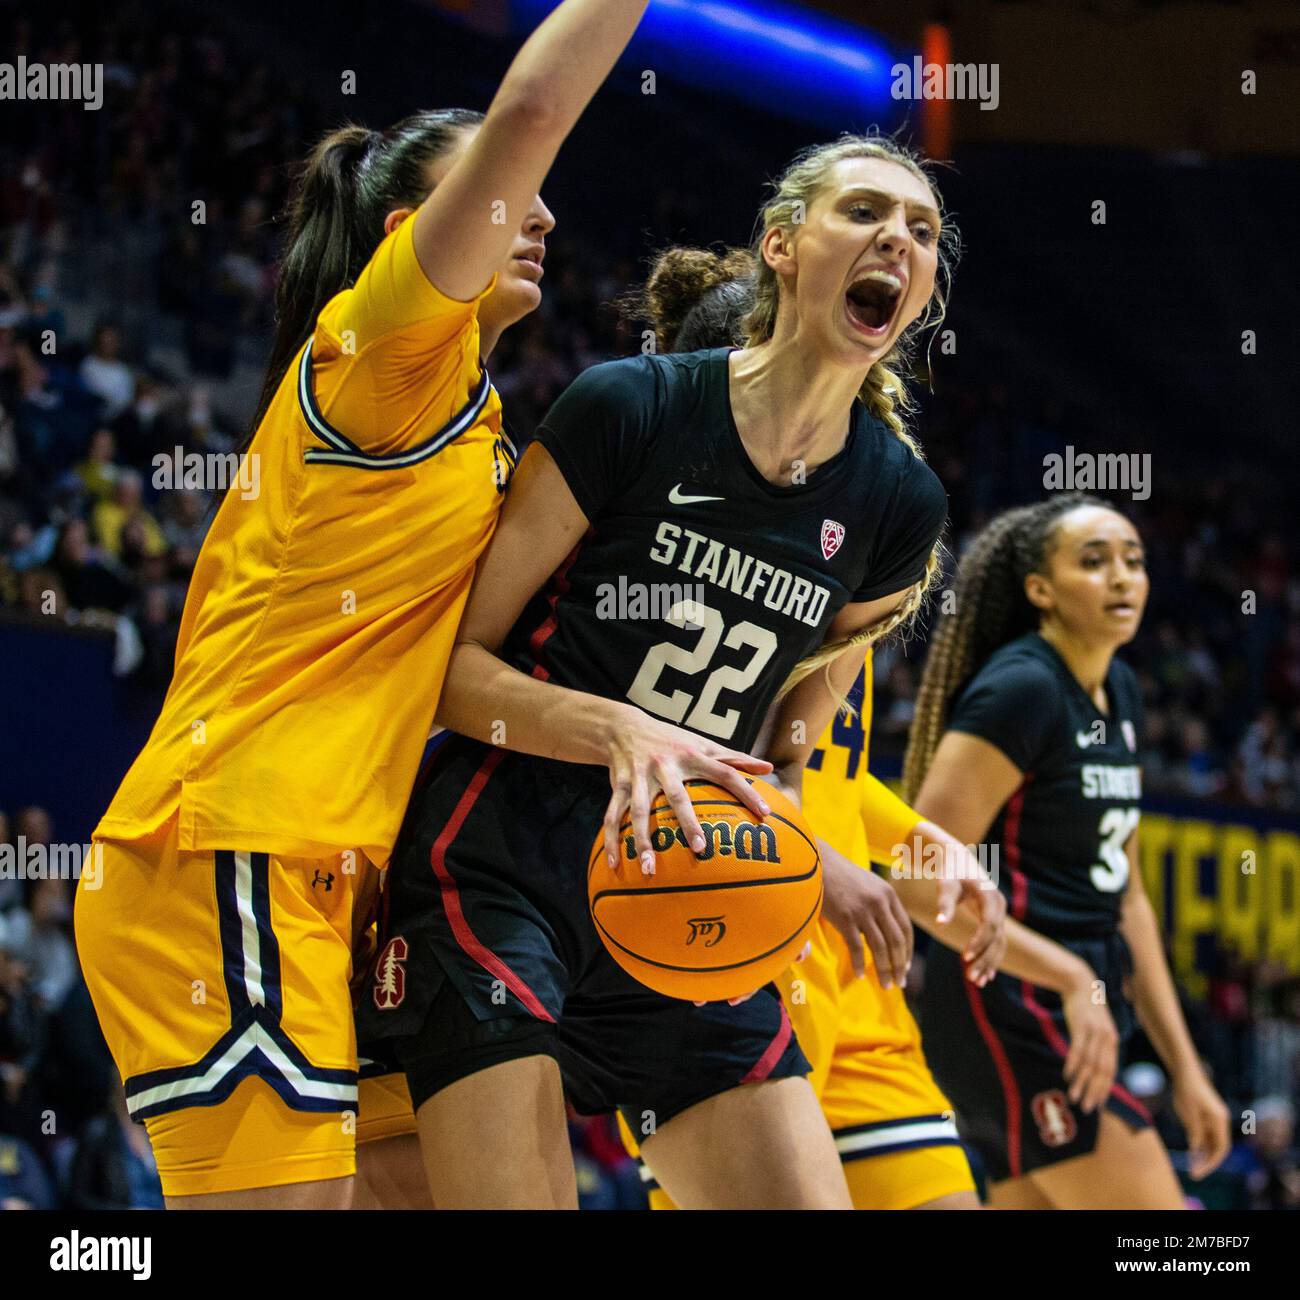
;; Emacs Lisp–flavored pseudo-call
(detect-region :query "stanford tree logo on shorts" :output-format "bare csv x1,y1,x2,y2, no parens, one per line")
1031,1088,1078,1147
372,936,409,1011
820,519,845,559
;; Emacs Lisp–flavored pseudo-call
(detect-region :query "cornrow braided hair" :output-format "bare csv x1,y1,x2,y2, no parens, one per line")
901,491,1109,801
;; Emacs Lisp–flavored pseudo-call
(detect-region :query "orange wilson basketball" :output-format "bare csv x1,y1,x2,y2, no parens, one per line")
587,777,822,1002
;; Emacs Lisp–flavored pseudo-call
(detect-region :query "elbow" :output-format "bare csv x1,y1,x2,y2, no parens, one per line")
490,77,563,139
432,674,472,736
768,763,804,806
453,629,502,660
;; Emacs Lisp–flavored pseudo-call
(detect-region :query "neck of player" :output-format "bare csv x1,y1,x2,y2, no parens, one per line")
479,319,504,362
1037,620,1117,708
728,341,867,486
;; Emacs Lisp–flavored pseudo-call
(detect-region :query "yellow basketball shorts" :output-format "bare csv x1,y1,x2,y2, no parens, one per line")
780,918,974,1209
623,918,975,1210
356,1066,418,1145
75,815,372,1197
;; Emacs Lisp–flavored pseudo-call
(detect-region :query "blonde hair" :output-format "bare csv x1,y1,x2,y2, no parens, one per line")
636,130,960,704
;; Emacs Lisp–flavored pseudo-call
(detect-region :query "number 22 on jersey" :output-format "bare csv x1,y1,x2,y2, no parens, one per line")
626,598,777,741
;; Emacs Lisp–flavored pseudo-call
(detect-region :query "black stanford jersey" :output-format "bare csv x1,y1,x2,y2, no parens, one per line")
948,632,1144,938
504,348,947,754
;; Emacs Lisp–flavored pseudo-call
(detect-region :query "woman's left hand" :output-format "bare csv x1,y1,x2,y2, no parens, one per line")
1172,1067,1232,1180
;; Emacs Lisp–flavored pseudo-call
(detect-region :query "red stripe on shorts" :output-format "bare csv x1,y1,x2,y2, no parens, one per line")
1109,1081,1153,1124
964,978,1023,1180
429,747,556,1023
1021,980,1072,1059
741,1000,793,1085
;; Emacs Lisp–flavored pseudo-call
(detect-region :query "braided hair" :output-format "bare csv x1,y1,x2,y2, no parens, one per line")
901,492,1108,801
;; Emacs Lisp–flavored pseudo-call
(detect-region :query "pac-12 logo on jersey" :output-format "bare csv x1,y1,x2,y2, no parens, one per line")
821,519,846,559
1031,1089,1078,1147
1121,719,1137,752
372,936,409,1011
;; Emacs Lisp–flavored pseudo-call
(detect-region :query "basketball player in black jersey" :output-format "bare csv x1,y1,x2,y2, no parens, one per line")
905,494,1232,1208
356,133,971,1209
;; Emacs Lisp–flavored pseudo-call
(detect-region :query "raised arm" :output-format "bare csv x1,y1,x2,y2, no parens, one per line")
413,0,649,299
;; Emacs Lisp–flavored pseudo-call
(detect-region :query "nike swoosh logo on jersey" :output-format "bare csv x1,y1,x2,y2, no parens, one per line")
1076,730,1099,748
669,483,725,505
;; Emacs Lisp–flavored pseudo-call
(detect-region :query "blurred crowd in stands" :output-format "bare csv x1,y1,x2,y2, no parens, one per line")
0,5,1295,1209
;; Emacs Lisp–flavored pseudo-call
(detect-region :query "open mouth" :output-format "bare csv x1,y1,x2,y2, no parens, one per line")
845,272,903,337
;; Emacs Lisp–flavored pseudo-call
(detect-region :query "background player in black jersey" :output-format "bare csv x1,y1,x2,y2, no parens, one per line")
904,494,1232,1208
359,134,966,1209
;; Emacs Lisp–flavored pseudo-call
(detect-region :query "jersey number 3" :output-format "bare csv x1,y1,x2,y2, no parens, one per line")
627,599,777,741
1090,806,1138,893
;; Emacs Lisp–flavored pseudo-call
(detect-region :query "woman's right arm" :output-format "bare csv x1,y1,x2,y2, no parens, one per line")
913,730,1119,1112
414,0,649,300
435,443,773,869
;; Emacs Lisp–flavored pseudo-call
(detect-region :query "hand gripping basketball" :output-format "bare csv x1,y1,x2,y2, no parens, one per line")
598,707,775,875
589,776,823,1002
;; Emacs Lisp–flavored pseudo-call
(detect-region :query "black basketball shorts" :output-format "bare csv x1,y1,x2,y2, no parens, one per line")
354,735,809,1134
919,930,1152,1183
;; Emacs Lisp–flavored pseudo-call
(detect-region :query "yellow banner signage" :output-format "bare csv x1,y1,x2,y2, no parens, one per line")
1140,815,1300,996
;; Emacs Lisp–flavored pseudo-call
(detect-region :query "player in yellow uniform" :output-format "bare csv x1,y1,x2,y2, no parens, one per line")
75,0,651,1209
775,656,980,1209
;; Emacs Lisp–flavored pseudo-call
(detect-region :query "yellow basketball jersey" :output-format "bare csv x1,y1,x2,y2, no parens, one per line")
786,649,929,1058
97,215,511,864
801,650,920,869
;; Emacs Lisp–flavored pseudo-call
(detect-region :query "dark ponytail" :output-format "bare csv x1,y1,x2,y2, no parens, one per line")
246,108,486,446
622,246,756,354
673,276,757,352
902,491,1110,800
